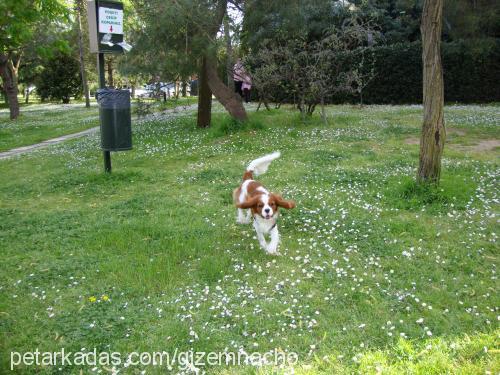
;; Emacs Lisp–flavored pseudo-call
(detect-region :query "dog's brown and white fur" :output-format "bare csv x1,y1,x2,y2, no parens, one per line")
233,152,295,254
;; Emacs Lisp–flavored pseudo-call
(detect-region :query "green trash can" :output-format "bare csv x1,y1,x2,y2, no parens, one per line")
96,89,132,151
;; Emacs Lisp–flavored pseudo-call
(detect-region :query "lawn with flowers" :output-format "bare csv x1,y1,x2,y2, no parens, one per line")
0,97,197,152
0,103,498,374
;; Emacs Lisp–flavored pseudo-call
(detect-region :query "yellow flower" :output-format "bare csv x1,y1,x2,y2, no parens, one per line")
88,296,97,303
102,295,109,301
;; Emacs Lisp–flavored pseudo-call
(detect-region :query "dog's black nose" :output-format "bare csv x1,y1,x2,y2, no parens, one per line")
264,208,270,213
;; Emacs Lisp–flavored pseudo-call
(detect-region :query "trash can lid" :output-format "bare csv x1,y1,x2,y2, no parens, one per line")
96,89,131,109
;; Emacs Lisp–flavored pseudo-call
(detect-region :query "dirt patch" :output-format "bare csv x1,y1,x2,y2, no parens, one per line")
460,139,500,152
404,136,499,152
447,128,467,136
404,137,419,145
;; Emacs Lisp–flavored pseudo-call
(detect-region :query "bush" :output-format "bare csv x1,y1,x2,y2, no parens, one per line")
36,53,82,104
134,97,153,117
332,38,500,104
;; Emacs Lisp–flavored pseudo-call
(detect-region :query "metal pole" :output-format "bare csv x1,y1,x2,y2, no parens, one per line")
97,52,111,173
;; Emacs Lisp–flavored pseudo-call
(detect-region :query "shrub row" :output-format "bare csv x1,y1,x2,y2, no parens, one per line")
333,38,500,104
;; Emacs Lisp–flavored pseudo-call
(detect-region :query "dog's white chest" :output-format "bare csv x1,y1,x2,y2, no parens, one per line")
254,215,277,234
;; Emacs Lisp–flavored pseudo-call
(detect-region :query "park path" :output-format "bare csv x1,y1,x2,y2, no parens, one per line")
0,127,100,160
0,104,198,160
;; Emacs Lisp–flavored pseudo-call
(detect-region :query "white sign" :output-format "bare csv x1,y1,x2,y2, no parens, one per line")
98,7,123,35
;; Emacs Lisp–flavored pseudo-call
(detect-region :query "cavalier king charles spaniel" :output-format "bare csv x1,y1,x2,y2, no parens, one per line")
233,152,295,254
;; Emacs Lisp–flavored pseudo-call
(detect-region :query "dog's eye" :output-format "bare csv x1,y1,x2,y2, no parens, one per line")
257,203,264,208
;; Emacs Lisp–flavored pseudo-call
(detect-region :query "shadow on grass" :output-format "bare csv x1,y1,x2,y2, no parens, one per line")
386,175,476,213
208,116,264,138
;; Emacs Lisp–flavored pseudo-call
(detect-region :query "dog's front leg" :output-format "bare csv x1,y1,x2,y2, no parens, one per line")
237,208,251,224
245,209,252,223
254,222,268,250
266,226,280,254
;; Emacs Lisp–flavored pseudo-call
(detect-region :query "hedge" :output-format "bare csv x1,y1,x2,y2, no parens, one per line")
332,38,500,104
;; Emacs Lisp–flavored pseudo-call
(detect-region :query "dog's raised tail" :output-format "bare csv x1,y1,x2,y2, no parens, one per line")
245,151,281,178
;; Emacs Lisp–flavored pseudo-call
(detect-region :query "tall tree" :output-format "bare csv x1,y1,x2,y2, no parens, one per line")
197,57,212,128
75,0,90,107
242,0,352,51
0,54,21,119
36,52,82,103
202,0,247,122
0,0,66,119
418,0,445,184
131,0,246,126
223,15,234,91
17,17,72,105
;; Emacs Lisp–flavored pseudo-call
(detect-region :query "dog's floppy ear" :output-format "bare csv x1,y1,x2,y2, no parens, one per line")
273,194,296,209
236,195,260,209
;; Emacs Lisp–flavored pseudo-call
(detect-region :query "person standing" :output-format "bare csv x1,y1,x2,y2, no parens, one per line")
233,59,244,98
242,73,252,103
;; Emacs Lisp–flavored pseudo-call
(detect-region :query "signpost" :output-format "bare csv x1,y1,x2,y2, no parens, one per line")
87,0,127,54
99,6,124,34
87,0,132,173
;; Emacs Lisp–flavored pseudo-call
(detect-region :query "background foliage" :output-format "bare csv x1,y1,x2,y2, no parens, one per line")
36,52,82,103
332,38,500,104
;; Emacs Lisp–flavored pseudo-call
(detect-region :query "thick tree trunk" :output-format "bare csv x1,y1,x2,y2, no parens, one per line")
418,0,446,184
76,0,91,108
205,58,247,121
197,57,212,128
0,54,20,119
197,0,245,122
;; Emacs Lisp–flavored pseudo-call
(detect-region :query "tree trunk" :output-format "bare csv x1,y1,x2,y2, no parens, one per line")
205,57,247,121
107,57,114,87
0,84,7,104
25,88,30,104
320,96,327,124
0,54,20,119
418,0,446,184
131,85,135,98
182,81,187,97
197,57,212,128
299,97,305,121
76,0,91,108
223,16,234,92
175,81,180,99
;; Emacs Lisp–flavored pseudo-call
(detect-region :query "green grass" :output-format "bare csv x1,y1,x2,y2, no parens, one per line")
0,103,498,374
0,103,100,152
0,97,197,152
156,96,198,110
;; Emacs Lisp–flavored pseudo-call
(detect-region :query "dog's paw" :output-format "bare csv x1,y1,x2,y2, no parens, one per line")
265,245,279,255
